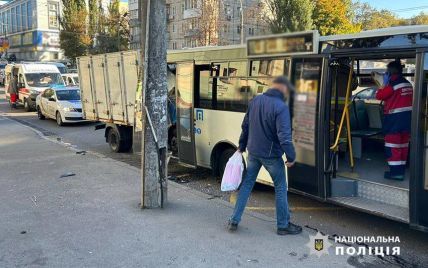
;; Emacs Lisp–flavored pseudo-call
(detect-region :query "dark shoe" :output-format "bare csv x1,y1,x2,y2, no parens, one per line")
227,221,238,232
384,171,404,181
277,223,302,235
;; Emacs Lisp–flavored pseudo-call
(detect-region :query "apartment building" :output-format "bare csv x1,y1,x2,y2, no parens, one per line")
128,0,139,49
129,0,269,50
0,0,63,61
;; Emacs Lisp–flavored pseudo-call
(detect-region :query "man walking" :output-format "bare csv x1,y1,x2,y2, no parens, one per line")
228,76,302,235
376,61,413,180
8,73,19,109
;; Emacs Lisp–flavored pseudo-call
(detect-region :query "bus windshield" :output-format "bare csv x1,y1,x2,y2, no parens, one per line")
56,90,80,101
25,73,65,87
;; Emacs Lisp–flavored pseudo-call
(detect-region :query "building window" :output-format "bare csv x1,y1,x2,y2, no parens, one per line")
48,2,59,29
21,3,27,31
27,1,33,29
7,9,10,34
11,7,16,33
16,5,21,32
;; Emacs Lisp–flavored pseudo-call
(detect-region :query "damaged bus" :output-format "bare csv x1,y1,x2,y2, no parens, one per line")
167,26,428,231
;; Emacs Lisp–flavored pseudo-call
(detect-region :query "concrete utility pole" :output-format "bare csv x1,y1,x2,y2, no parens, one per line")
139,0,168,208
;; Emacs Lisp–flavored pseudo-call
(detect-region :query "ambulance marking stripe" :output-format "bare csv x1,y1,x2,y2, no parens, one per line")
388,161,406,165
389,106,412,114
385,143,409,148
393,83,412,90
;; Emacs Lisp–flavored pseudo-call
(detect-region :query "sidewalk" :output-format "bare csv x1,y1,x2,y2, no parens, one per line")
0,116,382,267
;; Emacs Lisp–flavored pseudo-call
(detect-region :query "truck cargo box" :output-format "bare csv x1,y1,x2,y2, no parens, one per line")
77,50,140,126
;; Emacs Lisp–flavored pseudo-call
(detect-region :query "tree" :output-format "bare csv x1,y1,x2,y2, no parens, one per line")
59,0,91,63
351,2,405,30
363,9,405,30
264,0,313,33
410,12,428,25
196,0,220,46
312,0,360,35
95,0,130,53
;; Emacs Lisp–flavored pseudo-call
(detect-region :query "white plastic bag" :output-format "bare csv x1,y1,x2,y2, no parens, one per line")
221,152,244,192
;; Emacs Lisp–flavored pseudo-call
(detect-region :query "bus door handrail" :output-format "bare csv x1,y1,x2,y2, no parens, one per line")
329,60,355,170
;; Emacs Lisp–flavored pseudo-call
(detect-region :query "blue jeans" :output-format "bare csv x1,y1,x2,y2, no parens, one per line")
230,154,290,228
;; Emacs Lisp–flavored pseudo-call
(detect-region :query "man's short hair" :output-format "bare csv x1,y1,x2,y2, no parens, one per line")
272,76,295,92
387,61,403,75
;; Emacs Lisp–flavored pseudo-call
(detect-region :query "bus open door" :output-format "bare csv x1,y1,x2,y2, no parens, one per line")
411,51,428,232
175,61,197,167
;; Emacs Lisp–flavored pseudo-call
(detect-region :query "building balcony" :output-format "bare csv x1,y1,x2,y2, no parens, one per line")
184,28,200,38
183,8,200,20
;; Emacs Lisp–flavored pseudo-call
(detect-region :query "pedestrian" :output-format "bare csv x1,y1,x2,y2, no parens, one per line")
228,76,302,235
8,73,19,109
376,60,413,180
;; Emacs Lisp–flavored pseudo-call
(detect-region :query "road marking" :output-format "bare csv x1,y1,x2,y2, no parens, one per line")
229,192,342,212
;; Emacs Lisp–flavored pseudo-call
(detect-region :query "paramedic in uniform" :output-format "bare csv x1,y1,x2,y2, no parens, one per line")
376,61,413,180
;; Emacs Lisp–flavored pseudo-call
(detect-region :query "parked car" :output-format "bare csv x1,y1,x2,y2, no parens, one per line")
352,86,378,100
36,86,85,126
62,73,79,86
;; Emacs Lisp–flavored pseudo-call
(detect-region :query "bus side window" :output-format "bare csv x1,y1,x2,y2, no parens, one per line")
216,77,248,112
250,59,285,77
228,61,247,77
197,69,212,109
211,62,228,77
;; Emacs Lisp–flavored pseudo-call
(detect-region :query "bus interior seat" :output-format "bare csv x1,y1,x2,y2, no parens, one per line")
350,100,382,138
366,103,383,129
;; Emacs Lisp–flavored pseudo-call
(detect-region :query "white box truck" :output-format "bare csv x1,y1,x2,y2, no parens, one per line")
77,50,141,152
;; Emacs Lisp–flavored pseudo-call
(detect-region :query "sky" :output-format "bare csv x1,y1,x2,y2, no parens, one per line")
359,0,427,18
120,0,426,19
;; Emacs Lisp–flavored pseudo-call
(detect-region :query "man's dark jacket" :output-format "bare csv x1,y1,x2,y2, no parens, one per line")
239,88,296,162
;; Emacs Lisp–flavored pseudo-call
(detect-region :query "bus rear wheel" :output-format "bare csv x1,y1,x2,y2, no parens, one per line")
219,148,236,178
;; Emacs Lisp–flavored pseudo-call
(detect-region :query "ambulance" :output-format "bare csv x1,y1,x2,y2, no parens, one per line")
4,63,65,111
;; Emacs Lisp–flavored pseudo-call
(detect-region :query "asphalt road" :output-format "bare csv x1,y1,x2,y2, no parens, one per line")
1,89,427,267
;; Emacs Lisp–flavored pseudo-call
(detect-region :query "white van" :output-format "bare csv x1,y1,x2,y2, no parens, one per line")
4,63,65,111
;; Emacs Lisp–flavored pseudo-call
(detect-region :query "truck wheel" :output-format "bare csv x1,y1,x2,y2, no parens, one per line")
219,148,236,178
37,106,45,120
108,128,121,153
24,99,32,112
107,127,132,153
56,112,64,126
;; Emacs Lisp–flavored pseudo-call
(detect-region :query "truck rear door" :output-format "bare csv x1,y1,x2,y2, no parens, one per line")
106,53,125,124
121,51,139,125
78,57,97,121
91,55,110,120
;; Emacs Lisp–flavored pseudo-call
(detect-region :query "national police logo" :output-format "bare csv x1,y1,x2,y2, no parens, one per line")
315,239,324,251
306,232,332,257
